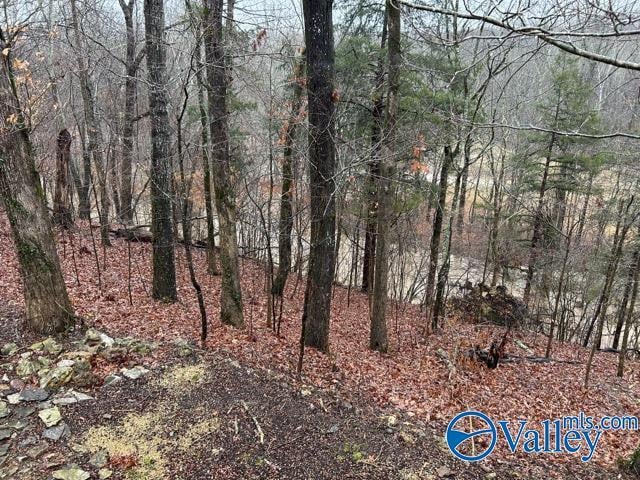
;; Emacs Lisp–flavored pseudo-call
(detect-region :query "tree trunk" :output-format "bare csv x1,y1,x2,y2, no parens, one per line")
0,51,74,334
70,0,111,245
612,244,640,350
301,0,337,353
425,144,454,330
53,129,73,228
584,197,635,386
273,52,305,299
76,121,92,220
118,0,143,225
186,0,219,275
144,0,177,302
456,136,471,228
362,15,388,294
618,230,640,377
370,0,398,353
204,0,244,327
522,144,553,307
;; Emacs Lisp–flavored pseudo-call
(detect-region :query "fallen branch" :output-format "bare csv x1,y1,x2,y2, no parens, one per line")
501,354,581,365
514,339,534,355
436,348,456,378
241,400,265,444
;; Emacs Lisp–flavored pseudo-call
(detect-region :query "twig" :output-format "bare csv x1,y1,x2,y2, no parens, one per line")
241,400,264,444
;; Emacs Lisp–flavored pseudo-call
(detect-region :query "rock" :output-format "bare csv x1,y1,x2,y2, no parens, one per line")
71,359,96,387
326,425,339,434
40,365,73,390
99,333,114,348
52,465,90,480
484,473,497,480
70,390,93,402
6,393,20,405
16,357,42,377
44,452,65,468
0,344,18,357
26,444,48,459
120,366,148,380
174,339,195,357
8,379,24,391
30,338,63,355
38,406,62,427
399,431,416,445
385,415,398,427
52,395,77,406
436,466,454,478
0,402,8,419
0,429,11,441
69,443,89,454
19,387,49,402
18,435,38,447
0,443,9,456
57,359,76,368
14,405,36,418
3,419,27,430
103,374,122,387
0,384,10,398
98,468,113,479
0,465,18,477
84,329,102,345
89,450,108,468
43,423,68,442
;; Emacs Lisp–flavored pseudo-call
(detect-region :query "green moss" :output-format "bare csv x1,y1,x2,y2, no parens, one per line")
337,442,366,463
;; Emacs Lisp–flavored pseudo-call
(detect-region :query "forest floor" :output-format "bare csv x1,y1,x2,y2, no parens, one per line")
0,216,639,479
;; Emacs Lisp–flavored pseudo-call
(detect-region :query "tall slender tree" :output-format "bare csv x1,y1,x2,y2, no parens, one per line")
301,0,337,352
369,0,400,353
144,0,177,302
70,0,111,246
204,0,244,327
118,0,145,224
273,52,305,302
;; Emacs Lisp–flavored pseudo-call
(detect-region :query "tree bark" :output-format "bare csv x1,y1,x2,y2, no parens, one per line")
618,231,640,377
186,0,219,275
273,52,305,300
522,142,554,307
370,0,399,353
362,14,388,294
53,129,73,228
425,144,455,330
118,0,143,224
0,47,74,333
301,0,337,353
584,197,635,386
70,0,111,245
204,0,244,327
144,0,177,302
612,244,640,350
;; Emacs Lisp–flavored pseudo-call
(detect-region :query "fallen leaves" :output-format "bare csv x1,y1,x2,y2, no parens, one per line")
0,215,639,477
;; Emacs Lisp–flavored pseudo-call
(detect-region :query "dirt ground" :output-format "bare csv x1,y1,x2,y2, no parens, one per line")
0,307,635,480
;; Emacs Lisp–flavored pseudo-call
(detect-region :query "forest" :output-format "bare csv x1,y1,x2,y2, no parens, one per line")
0,0,639,478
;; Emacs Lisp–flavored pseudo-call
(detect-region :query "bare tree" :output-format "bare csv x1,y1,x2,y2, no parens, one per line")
144,0,177,302
204,0,244,327
300,0,338,353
